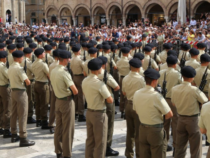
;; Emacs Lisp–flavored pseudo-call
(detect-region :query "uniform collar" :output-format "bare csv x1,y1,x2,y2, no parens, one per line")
89,73,98,79
182,81,191,86
13,61,20,66
129,71,140,76
145,85,155,91
58,65,65,69
122,56,128,59
0,61,5,65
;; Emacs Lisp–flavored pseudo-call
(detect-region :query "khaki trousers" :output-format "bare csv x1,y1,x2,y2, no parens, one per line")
0,86,11,129
0,98,3,128
106,101,115,148
10,90,28,138
139,125,167,158
54,97,75,157
164,98,178,147
207,147,210,158
73,75,85,115
119,76,126,112
26,83,34,117
48,86,56,127
34,81,49,121
113,69,119,100
85,110,108,158
175,116,202,158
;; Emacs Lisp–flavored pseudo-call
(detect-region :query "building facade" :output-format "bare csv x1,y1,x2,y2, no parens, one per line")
25,0,46,25
0,0,25,23
44,0,210,26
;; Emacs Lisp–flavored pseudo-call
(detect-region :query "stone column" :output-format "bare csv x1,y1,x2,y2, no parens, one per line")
164,16,169,23
73,18,76,26
122,16,126,26
14,0,19,23
106,18,110,26
91,16,94,26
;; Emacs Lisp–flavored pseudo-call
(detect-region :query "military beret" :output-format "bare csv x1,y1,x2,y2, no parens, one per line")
88,47,98,54
129,58,142,68
137,42,142,47
83,37,89,42
121,47,131,54
3,34,9,38
7,44,16,50
47,39,53,43
117,43,124,48
90,40,97,46
142,34,147,38
59,38,64,42
12,50,24,58
197,42,206,49
81,43,87,47
108,41,115,46
96,44,103,49
113,38,119,42
102,41,109,45
26,38,33,44
0,38,5,43
23,47,33,54
72,44,81,52
9,36,16,40
88,58,103,71
182,43,191,51
53,49,59,57
42,37,48,42
98,56,108,65
16,38,23,43
127,35,132,40
144,68,160,80
64,37,70,43
127,45,132,50
34,48,44,56
146,43,154,48
181,66,196,78
189,48,199,55
201,54,210,62
166,56,178,65
50,42,57,47
55,38,59,41
111,45,118,51
71,37,75,42
131,43,137,48
6,39,12,45
87,43,94,49
163,43,172,49
58,44,67,50
0,51,8,58
29,43,37,49
59,50,71,59
96,36,101,40
37,38,42,42
44,45,52,51
167,50,177,57
143,46,152,52
134,53,144,60
103,45,111,50
16,43,24,48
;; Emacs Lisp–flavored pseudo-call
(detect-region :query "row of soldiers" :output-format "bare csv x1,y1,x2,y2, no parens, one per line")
0,32,210,158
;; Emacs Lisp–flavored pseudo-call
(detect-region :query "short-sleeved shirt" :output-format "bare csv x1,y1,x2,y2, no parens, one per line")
43,53,54,66
104,53,116,73
159,63,181,72
122,71,145,100
150,50,161,63
20,57,34,80
0,62,9,85
83,57,95,76
199,102,210,143
116,56,130,77
49,60,59,76
185,58,200,69
8,62,28,89
82,73,111,110
31,58,49,82
142,54,158,70
171,81,208,115
139,67,144,77
50,65,74,98
159,50,167,64
70,55,84,75
197,50,205,62
133,85,171,125
8,53,14,66
158,68,182,98
178,51,191,61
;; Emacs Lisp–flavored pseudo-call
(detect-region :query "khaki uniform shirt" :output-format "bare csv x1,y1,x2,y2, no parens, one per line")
133,85,171,125
83,57,95,76
82,73,111,110
139,67,144,77
116,56,130,77
8,53,14,66
194,66,210,93
159,63,181,72
197,50,205,62
185,58,200,69
8,62,28,89
70,55,84,75
43,53,54,66
171,81,208,115
142,54,158,70
49,60,59,76
199,102,210,142
158,68,182,98
104,53,116,73
20,57,34,80
157,35,164,42
159,50,167,64
98,69,119,94
37,44,43,49
150,50,161,63
122,71,145,101
0,62,9,85
31,58,49,83
142,40,147,48
51,65,74,98
178,50,191,61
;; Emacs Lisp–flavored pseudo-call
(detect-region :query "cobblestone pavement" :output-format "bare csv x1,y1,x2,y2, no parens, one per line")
0,107,209,158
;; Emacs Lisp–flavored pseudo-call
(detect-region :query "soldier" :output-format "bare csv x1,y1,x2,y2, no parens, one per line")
0,51,11,138
8,50,35,147
71,44,86,122
133,68,173,158
171,66,208,158
7,44,16,66
122,58,145,158
185,48,200,69
16,43,24,51
21,48,36,124
98,56,120,156
48,49,59,133
51,50,78,158
116,47,131,118
178,43,191,62
82,58,113,158
197,43,206,62
31,48,50,129
158,55,182,154
141,34,148,49
159,43,173,64
44,45,54,66
133,53,145,76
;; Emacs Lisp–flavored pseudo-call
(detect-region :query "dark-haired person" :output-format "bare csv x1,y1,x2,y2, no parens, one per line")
185,48,200,69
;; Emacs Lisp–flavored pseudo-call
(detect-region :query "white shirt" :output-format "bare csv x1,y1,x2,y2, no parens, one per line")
190,20,197,26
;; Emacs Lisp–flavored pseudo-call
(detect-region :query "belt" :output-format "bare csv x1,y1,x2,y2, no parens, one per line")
35,81,48,84
141,123,163,128
179,114,199,117
30,79,34,82
120,76,125,78
87,108,106,113
12,88,26,91
74,74,84,76
0,84,9,87
57,96,73,101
